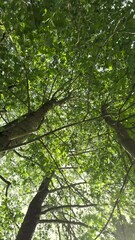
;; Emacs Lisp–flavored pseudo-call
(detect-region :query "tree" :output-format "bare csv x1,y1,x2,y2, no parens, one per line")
0,0,135,239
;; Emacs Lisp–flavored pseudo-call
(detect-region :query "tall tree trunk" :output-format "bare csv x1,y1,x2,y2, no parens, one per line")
16,174,53,240
0,96,69,152
101,104,135,159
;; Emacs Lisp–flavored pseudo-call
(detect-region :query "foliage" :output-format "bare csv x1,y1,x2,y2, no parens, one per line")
0,0,135,239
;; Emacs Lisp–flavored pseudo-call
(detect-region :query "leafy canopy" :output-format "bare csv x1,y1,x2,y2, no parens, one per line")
0,0,135,239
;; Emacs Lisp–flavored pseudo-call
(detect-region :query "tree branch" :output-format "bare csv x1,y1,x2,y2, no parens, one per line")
24,63,31,113
48,181,86,193
0,175,11,197
94,162,134,240
39,219,90,228
41,204,97,214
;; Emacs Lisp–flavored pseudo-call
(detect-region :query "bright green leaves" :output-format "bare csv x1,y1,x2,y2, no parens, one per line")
0,0,135,239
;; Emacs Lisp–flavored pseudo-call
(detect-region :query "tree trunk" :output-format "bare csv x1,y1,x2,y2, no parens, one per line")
0,96,69,153
101,104,135,159
16,174,53,240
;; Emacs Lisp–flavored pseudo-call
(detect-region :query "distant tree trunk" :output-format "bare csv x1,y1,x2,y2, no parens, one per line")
101,104,135,159
16,174,53,240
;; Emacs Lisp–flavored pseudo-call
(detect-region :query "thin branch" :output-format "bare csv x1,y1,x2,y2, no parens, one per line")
39,140,72,188
57,224,62,240
117,204,126,240
0,175,11,197
0,32,6,43
41,204,97,214
119,31,135,35
95,17,124,62
58,166,78,170
14,150,45,171
48,181,86,193
39,219,90,228
48,75,59,99
94,162,134,240
118,84,135,115
119,113,135,123
23,64,31,112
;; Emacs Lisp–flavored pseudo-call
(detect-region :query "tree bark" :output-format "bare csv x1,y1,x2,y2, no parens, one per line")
0,96,69,153
101,104,135,159
16,174,53,240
